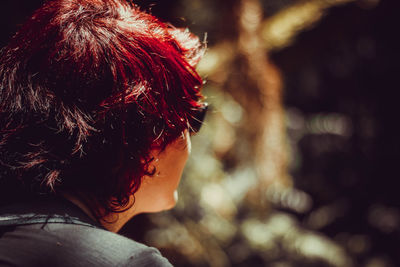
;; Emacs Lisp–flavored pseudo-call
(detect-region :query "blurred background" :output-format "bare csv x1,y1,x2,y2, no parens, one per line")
2,0,400,266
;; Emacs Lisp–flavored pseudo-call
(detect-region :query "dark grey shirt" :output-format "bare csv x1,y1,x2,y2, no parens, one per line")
0,198,173,267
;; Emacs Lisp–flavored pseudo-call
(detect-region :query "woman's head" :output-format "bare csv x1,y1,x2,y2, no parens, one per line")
0,0,205,218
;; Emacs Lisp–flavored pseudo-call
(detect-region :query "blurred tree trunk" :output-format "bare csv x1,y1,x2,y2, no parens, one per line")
224,0,290,209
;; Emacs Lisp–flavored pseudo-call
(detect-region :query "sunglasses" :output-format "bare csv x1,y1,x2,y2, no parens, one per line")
189,103,208,134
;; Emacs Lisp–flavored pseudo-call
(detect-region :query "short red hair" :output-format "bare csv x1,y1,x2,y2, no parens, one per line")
0,0,204,217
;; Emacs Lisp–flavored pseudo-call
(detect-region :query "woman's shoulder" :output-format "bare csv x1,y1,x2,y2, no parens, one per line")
0,222,173,267
49,223,173,266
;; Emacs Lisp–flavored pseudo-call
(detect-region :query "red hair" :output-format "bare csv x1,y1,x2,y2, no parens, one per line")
0,0,204,217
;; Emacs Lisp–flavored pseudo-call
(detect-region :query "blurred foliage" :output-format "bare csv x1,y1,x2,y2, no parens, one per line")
2,0,399,266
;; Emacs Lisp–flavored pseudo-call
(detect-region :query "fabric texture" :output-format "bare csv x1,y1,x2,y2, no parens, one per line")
0,198,173,267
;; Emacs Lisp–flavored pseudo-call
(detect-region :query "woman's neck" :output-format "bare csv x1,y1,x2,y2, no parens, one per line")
63,193,139,232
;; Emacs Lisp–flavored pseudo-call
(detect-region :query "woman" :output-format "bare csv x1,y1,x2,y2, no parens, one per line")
0,0,206,266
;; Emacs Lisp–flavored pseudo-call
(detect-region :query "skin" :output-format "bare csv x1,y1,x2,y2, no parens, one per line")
66,131,191,232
